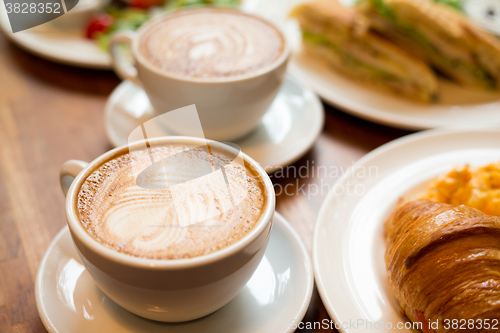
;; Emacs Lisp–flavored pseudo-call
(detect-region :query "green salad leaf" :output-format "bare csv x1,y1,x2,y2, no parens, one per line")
95,0,241,51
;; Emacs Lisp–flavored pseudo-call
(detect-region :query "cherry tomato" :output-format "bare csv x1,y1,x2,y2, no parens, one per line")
85,14,114,39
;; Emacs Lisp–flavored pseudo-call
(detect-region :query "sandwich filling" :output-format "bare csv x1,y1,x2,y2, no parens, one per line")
302,30,400,81
291,0,438,102
362,0,500,89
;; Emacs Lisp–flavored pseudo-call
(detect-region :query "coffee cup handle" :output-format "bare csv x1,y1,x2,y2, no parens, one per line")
109,30,142,87
60,160,89,197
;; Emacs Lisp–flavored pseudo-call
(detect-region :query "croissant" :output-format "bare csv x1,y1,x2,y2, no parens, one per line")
385,199,500,332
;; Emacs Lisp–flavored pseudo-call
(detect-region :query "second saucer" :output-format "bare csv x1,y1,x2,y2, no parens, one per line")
104,76,324,173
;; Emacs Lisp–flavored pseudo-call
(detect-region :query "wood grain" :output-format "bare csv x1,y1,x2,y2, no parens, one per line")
0,32,411,333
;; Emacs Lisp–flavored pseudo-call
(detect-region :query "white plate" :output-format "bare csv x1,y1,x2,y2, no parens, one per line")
35,213,313,333
245,0,500,130
0,0,275,69
0,0,292,69
463,0,500,36
313,128,500,332
0,0,110,69
104,76,324,173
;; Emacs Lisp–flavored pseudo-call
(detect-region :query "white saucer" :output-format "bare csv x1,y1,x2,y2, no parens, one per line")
35,213,313,333
104,76,324,173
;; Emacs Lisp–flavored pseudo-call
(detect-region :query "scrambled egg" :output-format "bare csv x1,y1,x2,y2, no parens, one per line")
422,163,500,216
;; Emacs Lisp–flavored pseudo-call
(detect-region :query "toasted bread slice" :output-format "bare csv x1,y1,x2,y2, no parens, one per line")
359,0,500,90
291,0,438,102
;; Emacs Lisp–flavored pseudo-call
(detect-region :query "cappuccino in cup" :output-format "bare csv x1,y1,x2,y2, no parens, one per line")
138,8,286,79
77,144,266,259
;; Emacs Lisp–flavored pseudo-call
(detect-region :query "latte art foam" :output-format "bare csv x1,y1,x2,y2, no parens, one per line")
77,145,266,259
138,9,285,79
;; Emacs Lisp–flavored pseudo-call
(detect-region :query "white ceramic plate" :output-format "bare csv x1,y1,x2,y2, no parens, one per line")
0,0,110,69
245,0,500,130
313,128,500,332
463,0,500,36
35,213,314,333
0,0,292,70
104,76,324,173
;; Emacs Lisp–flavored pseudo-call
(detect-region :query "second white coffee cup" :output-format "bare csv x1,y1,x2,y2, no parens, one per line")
109,8,290,142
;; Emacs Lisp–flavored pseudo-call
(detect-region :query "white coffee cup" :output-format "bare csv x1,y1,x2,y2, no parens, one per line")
109,9,290,142
59,137,276,322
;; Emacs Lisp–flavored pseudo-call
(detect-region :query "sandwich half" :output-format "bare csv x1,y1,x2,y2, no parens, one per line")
359,0,500,90
290,0,438,103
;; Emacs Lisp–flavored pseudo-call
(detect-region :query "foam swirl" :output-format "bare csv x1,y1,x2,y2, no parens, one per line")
77,145,266,259
138,8,285,79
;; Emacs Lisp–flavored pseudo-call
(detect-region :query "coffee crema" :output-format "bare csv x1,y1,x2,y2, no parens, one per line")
138,8,285,79
77,145,266,260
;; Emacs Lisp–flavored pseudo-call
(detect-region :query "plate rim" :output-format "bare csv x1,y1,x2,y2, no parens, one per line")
0,0,111,69
1,31,112,69
35,212,314,333
312,126,500,332
288,59,500,131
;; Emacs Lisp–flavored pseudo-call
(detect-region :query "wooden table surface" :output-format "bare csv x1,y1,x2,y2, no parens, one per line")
0,32,411,332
